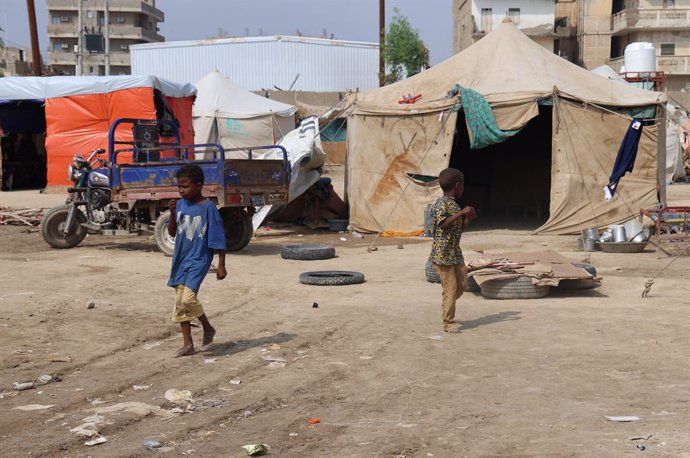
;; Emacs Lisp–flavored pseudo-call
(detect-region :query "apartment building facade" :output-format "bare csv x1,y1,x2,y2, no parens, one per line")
609,0,690,90
453,0,558,53
47,0,164,76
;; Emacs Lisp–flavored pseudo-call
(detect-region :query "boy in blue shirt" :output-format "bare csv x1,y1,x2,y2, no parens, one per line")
167,164,227,357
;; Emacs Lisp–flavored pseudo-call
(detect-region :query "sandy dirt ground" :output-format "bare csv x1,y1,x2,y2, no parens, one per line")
1,182,690,457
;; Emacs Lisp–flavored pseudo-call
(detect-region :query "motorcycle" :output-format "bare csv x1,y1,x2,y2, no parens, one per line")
40,148,114,248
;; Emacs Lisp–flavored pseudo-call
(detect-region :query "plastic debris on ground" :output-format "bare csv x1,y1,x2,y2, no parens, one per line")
133,384,151,391
242,443,270,456
165,389,193,405
307,418,320,424
13,404,55,411
84,436,108,446
229,379,242,385
605,415,640,422
143,439,162,450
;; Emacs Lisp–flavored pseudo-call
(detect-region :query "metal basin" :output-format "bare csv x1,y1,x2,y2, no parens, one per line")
597,241,648,253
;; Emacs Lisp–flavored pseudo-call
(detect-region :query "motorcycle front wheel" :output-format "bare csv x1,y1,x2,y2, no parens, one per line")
40,205,87,248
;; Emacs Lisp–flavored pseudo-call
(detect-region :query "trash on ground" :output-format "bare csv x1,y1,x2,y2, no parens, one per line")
289,432,298,437
267,361,286,369
606,415,640,422
425,335,443,341
86,300,95,309
71,422,100,437
307,418,321,424
14,404,55,411
13,382,35,391
165,389,193,405
204,358,217,364
261,356,287,363
229,379,242,385
242,443,270,456
269,344,281,350
340,237,347,241
143,439,162,450
143,340,163,350
35,374,61,386
49,356,72,363
133,384,151,391
84,436,108,446
90,398,108,405
312,302,319,308
630,434,653,441
637,444,646,451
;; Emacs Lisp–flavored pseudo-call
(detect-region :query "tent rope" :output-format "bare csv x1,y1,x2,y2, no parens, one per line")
642,244,690,297
366,98,461,252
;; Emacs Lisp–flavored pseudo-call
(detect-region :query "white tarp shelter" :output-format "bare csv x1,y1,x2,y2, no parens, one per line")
193,71,297,158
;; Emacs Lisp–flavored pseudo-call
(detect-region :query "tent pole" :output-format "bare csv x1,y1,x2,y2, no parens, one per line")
657,104,667,207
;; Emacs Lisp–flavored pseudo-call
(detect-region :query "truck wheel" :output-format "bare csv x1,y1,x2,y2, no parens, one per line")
40,205,87,249
155,210,175,257
221,209,253,252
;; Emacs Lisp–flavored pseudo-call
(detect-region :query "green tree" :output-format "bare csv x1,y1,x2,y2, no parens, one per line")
384,8,429,84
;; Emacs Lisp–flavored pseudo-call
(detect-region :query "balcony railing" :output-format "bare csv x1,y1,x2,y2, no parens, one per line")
612,8,690,33
48,24,162,42
609,55,690,75
48,0,164,22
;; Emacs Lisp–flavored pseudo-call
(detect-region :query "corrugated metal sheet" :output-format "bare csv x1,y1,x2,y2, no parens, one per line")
130,36,379,91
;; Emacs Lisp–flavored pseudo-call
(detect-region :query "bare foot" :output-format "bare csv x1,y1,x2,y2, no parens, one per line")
202,328,216,347
173,345,195,358
444,327,462,334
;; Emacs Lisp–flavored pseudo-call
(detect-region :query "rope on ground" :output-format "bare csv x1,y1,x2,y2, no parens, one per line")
366,98,460,252
642,244,690,297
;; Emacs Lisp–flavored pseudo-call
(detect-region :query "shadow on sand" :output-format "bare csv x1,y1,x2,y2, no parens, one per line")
460,311,522,331
204,332,297,357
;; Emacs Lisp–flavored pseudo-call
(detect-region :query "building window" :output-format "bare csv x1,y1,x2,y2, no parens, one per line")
86,10,94,19
481,8,492,33
663,0,676,8
508,8,520,25
53,42,62,52
51,16,61,25
661,43,675,55
116,16,125,23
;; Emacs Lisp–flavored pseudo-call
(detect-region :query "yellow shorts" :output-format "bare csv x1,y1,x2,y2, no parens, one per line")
172,285,204,323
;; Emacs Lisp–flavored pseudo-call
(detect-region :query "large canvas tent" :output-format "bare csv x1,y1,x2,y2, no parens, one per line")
347,20,666,235
193,71,296,158
0,75,196,188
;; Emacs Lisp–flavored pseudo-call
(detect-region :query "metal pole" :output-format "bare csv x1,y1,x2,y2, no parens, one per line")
379,0,385,86
76,0,83,76
26,0,43,76
104,0,110,75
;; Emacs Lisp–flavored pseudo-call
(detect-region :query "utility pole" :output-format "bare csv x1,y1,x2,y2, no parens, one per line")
26,0,42,76
379,0,385,86
76,0,83,76
104,0,110,75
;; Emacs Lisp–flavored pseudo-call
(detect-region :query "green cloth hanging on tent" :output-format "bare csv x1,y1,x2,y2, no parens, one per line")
460,86,521,149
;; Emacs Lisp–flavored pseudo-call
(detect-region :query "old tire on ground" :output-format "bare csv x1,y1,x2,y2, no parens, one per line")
282,244,336,261
154,210,175,256
425,261,441,283
480,275,550,300
40,205,87,249
466,275,481,293
220,208,254,252
299,270,365,286
557,263,598,290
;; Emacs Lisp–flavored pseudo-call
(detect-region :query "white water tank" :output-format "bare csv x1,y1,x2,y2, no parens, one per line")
624,42,656,72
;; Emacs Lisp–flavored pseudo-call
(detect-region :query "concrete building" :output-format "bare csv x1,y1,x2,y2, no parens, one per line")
0,47,34,76
453,0,557,53
576,0,613,69
46,0,164,76
608,0,690,90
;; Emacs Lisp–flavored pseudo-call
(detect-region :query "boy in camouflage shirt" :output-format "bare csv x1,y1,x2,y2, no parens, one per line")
429,168,476,333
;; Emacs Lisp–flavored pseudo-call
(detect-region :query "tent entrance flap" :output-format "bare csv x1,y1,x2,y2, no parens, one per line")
450,106,553,228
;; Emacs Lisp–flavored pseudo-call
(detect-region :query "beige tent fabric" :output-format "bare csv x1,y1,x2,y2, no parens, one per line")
346,20,665,235
347,110,457,233
353,21,663,113
537,101,658,234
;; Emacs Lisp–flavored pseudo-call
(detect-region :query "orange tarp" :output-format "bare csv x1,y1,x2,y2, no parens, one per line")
45,87,155,186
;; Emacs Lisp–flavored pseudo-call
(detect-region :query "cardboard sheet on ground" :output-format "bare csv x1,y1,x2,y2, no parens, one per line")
252,117,326,231
465,251,591,287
